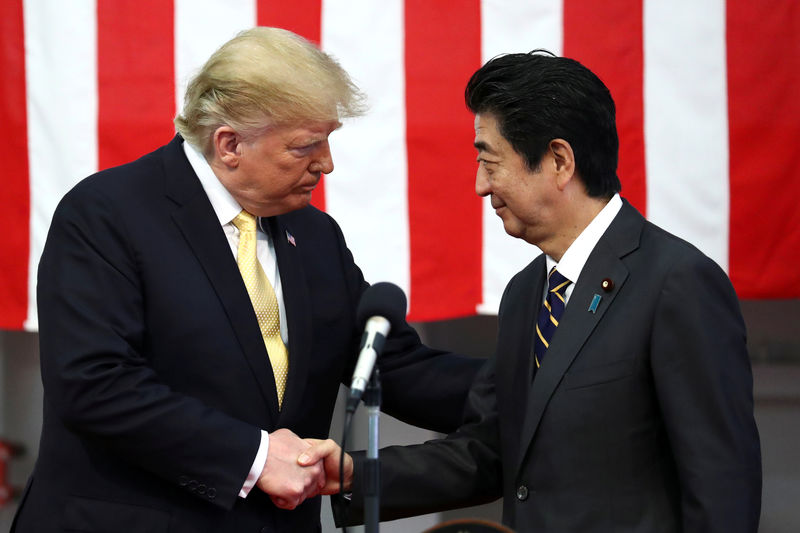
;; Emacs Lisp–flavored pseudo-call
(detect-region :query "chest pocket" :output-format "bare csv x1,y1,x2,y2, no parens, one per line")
563,358,637,390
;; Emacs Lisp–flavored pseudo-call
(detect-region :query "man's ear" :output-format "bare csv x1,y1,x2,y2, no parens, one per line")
213,126,241,168
549,138,575,190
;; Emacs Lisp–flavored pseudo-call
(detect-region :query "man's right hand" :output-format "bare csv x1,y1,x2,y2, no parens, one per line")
299,438,353,495
257,428,326,510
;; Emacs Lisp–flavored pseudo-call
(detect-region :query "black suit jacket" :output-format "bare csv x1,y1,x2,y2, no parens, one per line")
345,201,761,532
12,136,482,532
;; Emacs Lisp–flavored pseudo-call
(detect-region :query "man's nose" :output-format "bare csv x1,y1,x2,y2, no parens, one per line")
475,170,490,197
312,141,334,175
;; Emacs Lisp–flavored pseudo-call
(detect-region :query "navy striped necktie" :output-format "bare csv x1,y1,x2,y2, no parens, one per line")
534,268,571,370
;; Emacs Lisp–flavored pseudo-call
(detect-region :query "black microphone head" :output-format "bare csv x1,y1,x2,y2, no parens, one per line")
356,282,408,329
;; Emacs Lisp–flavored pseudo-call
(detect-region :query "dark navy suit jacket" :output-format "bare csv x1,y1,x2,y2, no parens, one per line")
345,201,761,533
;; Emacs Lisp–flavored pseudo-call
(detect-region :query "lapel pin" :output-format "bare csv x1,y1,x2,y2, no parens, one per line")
286,230,296,247
601,278,614,292
588,293,602,313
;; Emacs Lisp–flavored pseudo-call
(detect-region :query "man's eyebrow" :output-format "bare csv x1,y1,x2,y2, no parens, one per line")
474,140,497,155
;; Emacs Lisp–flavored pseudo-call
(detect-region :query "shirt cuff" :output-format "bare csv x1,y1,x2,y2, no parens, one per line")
239,430,269,498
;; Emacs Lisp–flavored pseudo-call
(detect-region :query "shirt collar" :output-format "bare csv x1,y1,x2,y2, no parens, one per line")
546,193,623,283
182,140,243,226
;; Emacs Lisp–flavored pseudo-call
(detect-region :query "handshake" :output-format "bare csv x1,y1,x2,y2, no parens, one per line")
257,428,353,510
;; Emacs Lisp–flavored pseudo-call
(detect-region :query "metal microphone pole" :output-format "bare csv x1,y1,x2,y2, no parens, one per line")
363,368,381,533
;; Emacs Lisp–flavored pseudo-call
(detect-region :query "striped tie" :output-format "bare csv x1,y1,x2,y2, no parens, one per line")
534,268,571,370
232,210,289,408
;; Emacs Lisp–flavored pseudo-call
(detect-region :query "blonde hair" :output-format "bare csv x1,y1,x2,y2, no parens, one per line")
174,27,365,154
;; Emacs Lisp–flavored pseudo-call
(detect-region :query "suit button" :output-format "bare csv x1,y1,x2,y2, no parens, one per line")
516,485,529,501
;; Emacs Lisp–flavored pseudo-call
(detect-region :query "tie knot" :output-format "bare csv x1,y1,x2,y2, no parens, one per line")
548,268,571,296
232,210,258,233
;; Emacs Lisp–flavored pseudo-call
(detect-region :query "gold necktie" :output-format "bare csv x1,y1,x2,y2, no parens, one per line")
232,210,289,408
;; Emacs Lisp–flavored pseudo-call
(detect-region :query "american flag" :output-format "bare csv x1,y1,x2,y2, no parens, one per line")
1,0,798,330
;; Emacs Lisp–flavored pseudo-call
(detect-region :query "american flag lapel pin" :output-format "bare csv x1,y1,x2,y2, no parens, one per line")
286,230,296,247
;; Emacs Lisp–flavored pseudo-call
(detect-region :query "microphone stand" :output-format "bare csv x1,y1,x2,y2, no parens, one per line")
363,368,381,533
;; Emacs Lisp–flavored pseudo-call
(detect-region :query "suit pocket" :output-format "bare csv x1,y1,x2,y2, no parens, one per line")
62,496,171,532
563,358,636,390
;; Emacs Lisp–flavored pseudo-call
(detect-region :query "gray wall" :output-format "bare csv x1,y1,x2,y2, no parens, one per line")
1,299,799,531
0,332,41,530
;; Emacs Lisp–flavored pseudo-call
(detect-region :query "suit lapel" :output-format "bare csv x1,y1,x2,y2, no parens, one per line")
163,136,280,420
515,202,642,474
267,217,312,423
497,259,547,439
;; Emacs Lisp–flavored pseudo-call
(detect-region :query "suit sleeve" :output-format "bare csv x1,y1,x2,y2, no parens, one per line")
37,183,260,510
332,266,522,526
650,253,762,532
325,214,484,434
337,358,504,526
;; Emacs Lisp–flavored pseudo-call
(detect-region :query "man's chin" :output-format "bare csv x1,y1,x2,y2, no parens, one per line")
500,218,521,238
288,194,314,212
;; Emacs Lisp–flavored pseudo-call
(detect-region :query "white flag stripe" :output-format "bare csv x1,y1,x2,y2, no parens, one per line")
322,0,411,293
644,0,730,271
174,0,256,116
14,0,774,330
477,0,562,314
481,0,564,60
23,0,99,330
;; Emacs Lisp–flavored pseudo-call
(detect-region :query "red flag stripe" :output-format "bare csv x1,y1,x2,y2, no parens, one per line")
97,0,175,171
256,0,326,211
405,0,483,320
0,0,30,329
563,0,646,215
257,0,322,44
727,0,800,298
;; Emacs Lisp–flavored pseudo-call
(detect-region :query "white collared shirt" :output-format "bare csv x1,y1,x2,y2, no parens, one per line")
544,193,623,304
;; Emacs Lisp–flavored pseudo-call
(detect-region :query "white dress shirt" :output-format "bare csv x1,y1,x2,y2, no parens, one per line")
544,193,623,304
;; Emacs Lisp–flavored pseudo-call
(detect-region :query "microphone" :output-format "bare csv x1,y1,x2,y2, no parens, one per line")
346,282,407,412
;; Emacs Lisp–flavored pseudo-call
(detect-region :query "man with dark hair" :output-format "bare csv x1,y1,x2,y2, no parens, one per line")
313,50,762,532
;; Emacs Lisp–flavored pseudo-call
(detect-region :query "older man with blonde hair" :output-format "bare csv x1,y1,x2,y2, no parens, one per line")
11,27,481,533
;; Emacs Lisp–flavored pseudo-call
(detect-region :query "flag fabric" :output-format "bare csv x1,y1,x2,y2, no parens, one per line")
1,0,798,331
